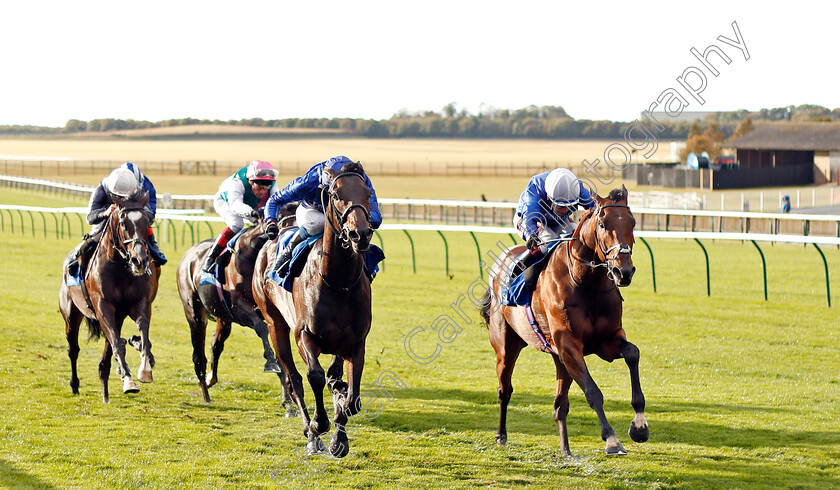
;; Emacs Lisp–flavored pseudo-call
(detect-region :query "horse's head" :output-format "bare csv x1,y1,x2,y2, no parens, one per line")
323,161,373,254
592,185,635,287
111,191,152,276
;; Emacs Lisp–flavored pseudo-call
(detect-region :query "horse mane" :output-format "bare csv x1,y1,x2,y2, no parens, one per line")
607,187,626,202
340,161,366,177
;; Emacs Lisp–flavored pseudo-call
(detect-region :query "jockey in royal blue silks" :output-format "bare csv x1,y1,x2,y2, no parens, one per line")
68,163,166,275
510,168,594,284
263,155,382,276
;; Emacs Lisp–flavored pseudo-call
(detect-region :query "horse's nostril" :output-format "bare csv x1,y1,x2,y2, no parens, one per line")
348,230,360,242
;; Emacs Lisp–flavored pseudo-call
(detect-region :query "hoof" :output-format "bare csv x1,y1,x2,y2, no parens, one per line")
495,432,507,446
629,421,649,443
329,437,349,458
605,440,627,456
263,360,282,373
306,437,327,455
284,407,298,418
123,378,140,394
137,370,153,383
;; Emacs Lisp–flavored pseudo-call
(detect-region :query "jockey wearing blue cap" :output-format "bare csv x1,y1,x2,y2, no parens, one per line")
263,155,382,275
510,168,594,282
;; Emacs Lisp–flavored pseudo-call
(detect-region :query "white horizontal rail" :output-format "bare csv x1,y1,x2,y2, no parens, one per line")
2,174,838,224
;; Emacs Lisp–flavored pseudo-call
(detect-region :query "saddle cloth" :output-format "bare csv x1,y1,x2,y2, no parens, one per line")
501,239,564,307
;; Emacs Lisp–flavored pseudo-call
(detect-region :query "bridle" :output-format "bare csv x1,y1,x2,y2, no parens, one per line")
567,203,633,287
321,171,372,250
318,171,372,291
108,204,150,262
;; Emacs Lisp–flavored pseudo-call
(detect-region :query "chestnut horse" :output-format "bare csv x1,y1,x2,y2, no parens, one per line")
175,208,295,413
481,185,649,456
59,192,159,403
253,161,374,458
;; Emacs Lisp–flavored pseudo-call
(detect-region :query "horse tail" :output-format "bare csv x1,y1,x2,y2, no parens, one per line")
85,318,102,341
478,287,492,328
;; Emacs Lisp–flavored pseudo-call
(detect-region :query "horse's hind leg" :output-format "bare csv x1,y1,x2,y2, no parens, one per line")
326,355,347,401
245,316,281,374
186,301,211,402
551,357,574,457
63,306,83,395
99,341,113,403
621,340,649,443
207,318,232,388
490,316,525,447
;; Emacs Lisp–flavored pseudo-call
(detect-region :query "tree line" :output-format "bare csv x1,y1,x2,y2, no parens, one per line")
2,103,837,139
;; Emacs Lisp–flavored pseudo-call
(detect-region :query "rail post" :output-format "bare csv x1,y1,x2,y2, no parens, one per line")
693,238,711,296
638,237,656,293
749,240,768,301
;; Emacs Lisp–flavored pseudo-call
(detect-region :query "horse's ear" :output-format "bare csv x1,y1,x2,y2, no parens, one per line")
138,191,150,207
113,195,127,208
620,184,629,202
324,167,338,182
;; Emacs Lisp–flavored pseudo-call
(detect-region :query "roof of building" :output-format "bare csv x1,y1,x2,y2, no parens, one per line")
727,123,840,151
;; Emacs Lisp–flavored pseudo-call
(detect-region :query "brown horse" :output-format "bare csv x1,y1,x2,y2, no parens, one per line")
59,191,159,403
175,208,296,412
481,185,649,456
253,161,374,458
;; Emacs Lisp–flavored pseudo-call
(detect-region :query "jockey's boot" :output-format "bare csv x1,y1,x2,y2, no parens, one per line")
147,231,167,266
202,242,225,273
273,230,305,277
68,234,97,276
509,247,543,284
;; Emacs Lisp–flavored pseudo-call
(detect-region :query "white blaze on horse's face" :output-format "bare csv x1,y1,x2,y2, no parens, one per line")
119,209,151,276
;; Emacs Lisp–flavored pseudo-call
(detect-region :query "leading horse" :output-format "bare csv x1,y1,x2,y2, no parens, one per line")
59,191,159,403
481,185,649,456
176,206,296,412
253,161,374,458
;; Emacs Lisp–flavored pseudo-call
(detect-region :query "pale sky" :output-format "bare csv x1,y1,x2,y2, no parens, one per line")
0,1,836,127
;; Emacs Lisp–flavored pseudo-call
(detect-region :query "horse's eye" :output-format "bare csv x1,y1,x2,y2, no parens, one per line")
599,221,606,229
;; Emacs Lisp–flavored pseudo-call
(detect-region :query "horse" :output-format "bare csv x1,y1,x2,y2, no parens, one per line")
175,206,296,413
59,191,159,403
480,185,649,456
253,161,374,458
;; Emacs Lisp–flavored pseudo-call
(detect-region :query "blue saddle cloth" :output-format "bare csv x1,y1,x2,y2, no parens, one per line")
267,229,385,292
501,239,565,307
66,269,83,287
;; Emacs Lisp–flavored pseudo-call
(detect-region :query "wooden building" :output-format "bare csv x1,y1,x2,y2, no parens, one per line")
726,123,840,184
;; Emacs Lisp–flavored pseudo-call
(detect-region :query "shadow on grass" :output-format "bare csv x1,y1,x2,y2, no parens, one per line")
366,387,840,452
0,459,56,489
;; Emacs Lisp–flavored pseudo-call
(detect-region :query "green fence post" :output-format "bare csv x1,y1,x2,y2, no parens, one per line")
51,214,59,239
749,240,768,301
508,233,518,246
38,211,46,239
812,244,831,307
469,231,482,278
638,237,656,293
165,220,178,252
436,230,449,277
373,230,385,272
693,238,711,296
402,230,416,274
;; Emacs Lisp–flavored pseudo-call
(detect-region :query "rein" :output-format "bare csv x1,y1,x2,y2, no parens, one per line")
566,203,632,288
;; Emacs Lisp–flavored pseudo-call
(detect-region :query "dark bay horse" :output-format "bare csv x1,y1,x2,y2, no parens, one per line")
59,192,159,403
253,161,374,458
176,208,296,412
481,185,649,456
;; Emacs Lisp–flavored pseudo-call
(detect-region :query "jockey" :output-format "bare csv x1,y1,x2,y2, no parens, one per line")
263,155,382,276
510,167,594,281
202,160,280,272
68,163,166,275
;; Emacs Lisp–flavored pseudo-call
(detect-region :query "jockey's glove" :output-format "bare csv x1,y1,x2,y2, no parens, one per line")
249,209,261,222
526,235,542,252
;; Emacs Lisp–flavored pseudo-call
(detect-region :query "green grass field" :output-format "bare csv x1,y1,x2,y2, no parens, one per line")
1,184,839,489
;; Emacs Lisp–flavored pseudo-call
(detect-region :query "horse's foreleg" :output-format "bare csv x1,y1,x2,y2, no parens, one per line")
552,358,574,456
300,337,329,437
134,312,154,383
97,308,137,397
264,308,308,424
329,350,364,458
326,355,347,402
559,336,624,456
207,319,232,388
621,340,649,443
